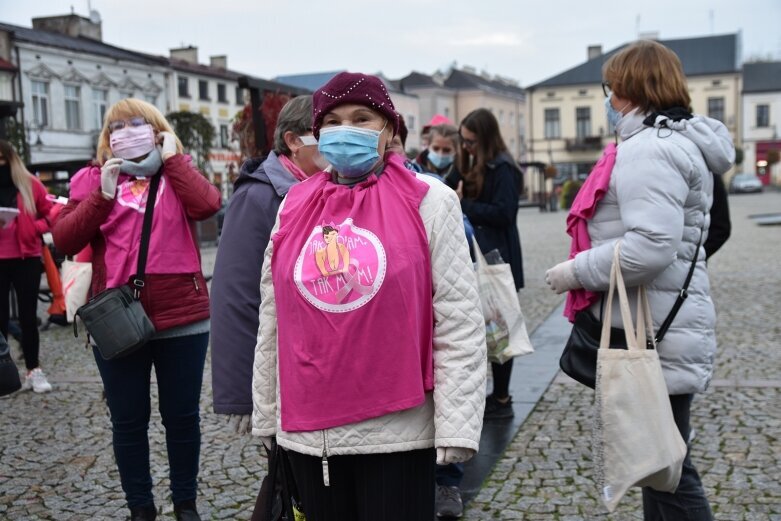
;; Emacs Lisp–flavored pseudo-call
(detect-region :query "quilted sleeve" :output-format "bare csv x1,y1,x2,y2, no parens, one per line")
251,206,283,437
423,181,487,451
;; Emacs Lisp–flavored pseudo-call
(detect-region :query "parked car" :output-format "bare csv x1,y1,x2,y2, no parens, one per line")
729,173,763,194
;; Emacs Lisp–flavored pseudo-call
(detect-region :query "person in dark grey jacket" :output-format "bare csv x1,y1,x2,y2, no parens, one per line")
545,40,734,521
210,95,323,432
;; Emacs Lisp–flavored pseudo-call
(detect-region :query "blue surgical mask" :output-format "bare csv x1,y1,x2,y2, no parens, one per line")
318,125,383,178
428,150,454,170
605,93,629,129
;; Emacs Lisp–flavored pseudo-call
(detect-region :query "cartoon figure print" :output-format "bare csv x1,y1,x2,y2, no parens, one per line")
315,225,350,277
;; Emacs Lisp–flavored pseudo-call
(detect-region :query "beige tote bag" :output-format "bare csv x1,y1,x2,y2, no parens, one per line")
593,243,687,512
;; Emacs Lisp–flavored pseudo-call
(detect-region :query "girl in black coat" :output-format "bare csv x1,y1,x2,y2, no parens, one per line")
445,108,524,420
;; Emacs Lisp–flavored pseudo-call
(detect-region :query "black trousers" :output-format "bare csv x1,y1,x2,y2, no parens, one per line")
287,448,435,521
0,258,42,370
491,358,513,398
642,394,713,520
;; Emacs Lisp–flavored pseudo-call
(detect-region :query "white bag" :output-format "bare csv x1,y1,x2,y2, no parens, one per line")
472,238,533,364
594,243,687,512
62,258,92,323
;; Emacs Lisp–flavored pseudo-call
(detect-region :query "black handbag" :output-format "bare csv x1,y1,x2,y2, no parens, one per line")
74,174,160,360
560,233,702,388
251,440,302,521
0,332,22,397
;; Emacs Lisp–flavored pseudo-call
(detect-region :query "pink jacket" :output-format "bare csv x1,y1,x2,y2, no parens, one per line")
5,177,53,258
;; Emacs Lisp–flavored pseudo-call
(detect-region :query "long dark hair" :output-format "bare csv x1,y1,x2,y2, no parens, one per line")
457,108,508,199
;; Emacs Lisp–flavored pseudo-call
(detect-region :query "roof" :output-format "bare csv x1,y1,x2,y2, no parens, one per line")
169,58,242,81
743,61,781,93
273,71,344,92
0,21,168,67
444,69,525,98
399,71,440,89
531,33,740,89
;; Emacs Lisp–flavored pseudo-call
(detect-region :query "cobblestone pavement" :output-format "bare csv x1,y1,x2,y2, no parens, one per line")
1,192,779,520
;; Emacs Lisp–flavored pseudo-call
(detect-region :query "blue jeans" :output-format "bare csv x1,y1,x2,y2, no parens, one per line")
436,463,464,487
642,394,713,520
93,333,209,508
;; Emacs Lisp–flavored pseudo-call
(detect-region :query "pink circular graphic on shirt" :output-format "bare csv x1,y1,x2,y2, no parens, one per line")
115,177,165,212
294,219,386,313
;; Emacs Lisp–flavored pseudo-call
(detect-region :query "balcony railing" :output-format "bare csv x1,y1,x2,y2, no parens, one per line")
565,136,603,152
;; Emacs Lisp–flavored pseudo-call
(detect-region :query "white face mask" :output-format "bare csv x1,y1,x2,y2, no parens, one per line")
299,135,318,146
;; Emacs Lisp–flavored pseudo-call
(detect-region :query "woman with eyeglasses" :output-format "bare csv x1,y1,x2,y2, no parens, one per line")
251,72,486,521
0,139,54,393
445,108,524,421
53,99,221,521
545,40,734,519
210,95,325,435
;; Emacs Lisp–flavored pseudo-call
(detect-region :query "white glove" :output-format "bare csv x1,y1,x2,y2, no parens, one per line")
100,158,123,199
436,447,475,465
545,259,580,294
227,414,252,435
259,436,274,451
157,131,178,161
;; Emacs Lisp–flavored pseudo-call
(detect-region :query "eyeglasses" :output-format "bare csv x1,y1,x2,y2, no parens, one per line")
108,116,147,133
601,82,612,97
459,134,476,148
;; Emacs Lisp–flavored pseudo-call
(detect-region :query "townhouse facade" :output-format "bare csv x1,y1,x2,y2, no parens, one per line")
741,61,781,186
526,34,742,182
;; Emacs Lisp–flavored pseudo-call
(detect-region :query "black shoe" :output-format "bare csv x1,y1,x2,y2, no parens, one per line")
128,504,157,521
174,499,201,521
484,394,514,420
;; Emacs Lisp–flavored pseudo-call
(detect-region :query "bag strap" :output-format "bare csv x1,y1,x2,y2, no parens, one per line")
131,174,162,299
600,242,643,350
654,228,703,344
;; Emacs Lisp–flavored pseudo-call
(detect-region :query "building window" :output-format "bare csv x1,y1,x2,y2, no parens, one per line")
499,110,504,123
578,89,587,96
64,85,82,130
120,89,133,100
145,93,157,106
220,124,229,148
93,88,109,129
544,108,560,139
199,80,209,101
178,76,189,98
217,83,227,103
576,107,591,138
31,80,49,127
509,111,514,127
407,114,415,130
708,97,725,122
518,114,525,137
235,86,245,105
443,107,450,118
756,104,770,128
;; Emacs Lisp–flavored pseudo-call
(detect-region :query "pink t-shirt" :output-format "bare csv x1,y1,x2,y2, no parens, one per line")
69,167,201,288
272,154,434,432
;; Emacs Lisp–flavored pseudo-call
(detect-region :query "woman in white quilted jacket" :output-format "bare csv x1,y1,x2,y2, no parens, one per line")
545,41,734,520
250,72,487,521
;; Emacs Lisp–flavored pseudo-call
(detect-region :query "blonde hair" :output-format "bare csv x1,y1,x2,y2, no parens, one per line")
96,98,183,165
0,139,36,214
603,40,691,114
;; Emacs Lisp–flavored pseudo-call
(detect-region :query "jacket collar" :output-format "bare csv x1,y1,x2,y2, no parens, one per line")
616,108,649,141
263,151,299,197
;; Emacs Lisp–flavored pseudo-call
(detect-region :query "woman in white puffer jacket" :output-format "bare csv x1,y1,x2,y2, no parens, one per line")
545,40,733,520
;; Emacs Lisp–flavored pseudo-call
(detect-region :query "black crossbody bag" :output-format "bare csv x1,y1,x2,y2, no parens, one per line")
74,174,160,360
560,232,702,389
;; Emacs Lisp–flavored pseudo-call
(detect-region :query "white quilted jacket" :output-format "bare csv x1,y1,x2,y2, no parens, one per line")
251,174,487,457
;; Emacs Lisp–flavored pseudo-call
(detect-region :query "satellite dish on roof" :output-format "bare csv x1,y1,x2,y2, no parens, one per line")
89,10,102,24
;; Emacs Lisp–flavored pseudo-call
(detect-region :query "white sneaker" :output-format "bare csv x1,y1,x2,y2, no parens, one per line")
24,368,53,393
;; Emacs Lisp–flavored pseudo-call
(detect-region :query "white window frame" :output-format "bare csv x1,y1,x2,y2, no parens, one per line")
31,80,50,128
92,87,109,130
64,84,82,130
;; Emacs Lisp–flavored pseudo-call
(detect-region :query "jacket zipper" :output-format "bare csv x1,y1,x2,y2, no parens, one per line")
193,276,200,293
321,430,330,487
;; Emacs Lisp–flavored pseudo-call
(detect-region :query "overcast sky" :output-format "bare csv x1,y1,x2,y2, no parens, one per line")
2,0,780,87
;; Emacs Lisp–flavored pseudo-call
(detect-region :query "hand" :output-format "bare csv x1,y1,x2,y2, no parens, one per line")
227,414,252,435
100,158,123,199
455,180,464,201
436,447,475,465
157,131,178,161
545,259,580,294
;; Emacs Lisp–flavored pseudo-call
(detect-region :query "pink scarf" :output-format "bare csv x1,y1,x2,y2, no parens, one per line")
278,154,309,182
564,143,617,322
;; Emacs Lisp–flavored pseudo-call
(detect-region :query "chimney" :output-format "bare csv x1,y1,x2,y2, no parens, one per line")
32,12,102,41
170,46,198,64
587,45,602,60
210,55,227,70
638,31,660,41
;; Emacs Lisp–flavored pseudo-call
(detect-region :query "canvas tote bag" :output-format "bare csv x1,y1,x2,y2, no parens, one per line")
594,242,687,512
472,237,533,364
62,258,92,323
